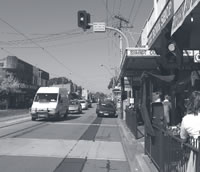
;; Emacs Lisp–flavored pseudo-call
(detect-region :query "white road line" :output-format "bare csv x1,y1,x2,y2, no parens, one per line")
49,122,118,127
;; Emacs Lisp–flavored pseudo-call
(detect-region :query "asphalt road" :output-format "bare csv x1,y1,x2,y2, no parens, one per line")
0,105,131,172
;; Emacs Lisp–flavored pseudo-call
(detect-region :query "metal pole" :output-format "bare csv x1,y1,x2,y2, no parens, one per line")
105,26,129,48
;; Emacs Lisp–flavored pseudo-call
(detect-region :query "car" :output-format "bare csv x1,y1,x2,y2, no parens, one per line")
79,99,88,110
96,100,117,118
30,87,69,121
87,99,92,108
68,99,82,114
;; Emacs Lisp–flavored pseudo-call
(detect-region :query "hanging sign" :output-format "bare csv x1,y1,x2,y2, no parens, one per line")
148,0,173,47
171,0,200,35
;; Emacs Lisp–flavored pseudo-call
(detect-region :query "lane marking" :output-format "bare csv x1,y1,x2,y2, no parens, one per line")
49,122,118,127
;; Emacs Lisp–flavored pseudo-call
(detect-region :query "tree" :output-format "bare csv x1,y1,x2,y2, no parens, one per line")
0,73,20,109
48,77,70,86
0,73,20,94
107,76,118,89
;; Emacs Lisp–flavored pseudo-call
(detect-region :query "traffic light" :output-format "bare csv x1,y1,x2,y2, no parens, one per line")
78,10,91,31
162,32,182,69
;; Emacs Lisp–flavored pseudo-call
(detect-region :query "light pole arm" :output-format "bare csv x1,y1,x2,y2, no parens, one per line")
88,23,129,48
105,26,129,48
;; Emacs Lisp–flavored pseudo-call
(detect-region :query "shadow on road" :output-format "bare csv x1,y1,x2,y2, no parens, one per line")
66,115,81,121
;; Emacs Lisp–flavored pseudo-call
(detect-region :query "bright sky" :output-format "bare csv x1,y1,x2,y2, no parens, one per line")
0,0,153,94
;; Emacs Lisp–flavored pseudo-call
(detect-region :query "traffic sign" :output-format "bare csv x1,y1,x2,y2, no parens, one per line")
93,22,106,32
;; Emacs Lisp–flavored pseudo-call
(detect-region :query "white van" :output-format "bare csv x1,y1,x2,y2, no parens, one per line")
30,87,69,121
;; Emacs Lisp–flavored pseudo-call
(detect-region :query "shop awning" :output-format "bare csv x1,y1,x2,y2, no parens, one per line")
119,48,160,86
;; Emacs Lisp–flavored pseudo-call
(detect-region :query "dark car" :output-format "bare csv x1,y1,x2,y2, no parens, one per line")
96,100,117,118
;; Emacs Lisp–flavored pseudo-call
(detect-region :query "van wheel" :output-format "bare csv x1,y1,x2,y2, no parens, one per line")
32,117,36,121
64,111,68,119
56,113,61,121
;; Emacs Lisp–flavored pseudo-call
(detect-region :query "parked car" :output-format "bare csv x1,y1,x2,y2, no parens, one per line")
87,99,92,108
96,100,117,117
68,99,82,114
79,99,88,110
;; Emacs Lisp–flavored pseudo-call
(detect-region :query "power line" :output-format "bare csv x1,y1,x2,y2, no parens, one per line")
0,17,93,85
0,17,72,73
0,36,108,49
101,0,115,24
131,0,143,25
128,0,136,22
0,30,93,46
118,0,122,14
0,47,15,56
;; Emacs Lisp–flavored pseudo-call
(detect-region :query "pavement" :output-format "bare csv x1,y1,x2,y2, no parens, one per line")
117,118,159,172
1,108,158,172
0,109,29,121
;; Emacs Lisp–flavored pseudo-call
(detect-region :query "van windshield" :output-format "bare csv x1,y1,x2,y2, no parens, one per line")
34,93,58,102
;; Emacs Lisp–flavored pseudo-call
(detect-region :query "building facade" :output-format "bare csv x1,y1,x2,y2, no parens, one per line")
0,56,49,109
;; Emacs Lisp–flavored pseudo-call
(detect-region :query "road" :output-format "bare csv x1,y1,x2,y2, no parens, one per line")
0,105,131,172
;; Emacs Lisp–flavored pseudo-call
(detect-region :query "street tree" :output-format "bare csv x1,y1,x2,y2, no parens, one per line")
0,73,20,109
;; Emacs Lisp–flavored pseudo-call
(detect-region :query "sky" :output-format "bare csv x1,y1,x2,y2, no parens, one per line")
0,0,153,94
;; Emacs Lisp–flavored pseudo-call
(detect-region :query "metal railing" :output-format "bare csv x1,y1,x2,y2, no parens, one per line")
145,124,200,172
125,107,144,139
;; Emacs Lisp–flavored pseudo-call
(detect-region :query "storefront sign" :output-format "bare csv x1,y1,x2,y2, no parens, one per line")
148,0,173,47
19,83,38,89
171,0,200,35
126,48,158,57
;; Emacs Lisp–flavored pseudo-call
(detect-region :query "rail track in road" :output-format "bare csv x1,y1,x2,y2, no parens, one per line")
0,118,31,129
0,118,48,139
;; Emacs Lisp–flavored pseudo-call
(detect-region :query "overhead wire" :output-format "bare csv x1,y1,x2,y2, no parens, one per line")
128,0,136,22
131,0,143,25
0,17,92,85
0,17,74,73
101,0,115,24
0,30,93,46
118,0,122,15
0,47,15,56
0,19,106,90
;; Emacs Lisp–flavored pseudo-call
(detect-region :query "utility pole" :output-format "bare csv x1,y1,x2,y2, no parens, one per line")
114,15,133,62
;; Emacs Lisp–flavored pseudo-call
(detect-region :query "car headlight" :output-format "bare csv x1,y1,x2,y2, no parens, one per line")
30,108,37,114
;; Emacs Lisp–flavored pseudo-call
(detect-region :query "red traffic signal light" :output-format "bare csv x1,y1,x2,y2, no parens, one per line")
78,10,91,31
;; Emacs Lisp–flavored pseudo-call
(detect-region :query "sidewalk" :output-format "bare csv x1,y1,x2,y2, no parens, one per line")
0,109,29,120
118,119,158,172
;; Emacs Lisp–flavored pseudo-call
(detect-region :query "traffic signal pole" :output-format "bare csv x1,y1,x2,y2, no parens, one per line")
78,11,129,119
89,23,130,49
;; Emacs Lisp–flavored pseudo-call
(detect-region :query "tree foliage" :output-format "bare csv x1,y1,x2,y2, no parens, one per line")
107,76,118,89
0,73,20,96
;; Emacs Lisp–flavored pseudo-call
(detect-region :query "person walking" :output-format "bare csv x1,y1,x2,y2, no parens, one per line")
180,91,200,172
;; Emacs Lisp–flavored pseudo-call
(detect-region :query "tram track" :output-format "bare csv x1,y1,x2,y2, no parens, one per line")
0,118,31,129
0,121,48,139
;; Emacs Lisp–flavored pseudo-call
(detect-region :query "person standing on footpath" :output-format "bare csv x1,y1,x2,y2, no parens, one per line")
180,91,200,172
162,95,172,126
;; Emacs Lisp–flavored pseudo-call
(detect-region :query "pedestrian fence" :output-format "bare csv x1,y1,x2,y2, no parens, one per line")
125,107,144,139
145,124,200,172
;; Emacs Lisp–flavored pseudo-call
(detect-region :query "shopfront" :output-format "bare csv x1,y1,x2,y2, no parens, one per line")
120,1,200,171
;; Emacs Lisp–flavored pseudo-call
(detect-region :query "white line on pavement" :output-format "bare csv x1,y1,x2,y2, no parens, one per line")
48,122,119,127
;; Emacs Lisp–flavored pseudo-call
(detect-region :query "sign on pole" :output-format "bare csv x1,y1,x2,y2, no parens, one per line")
93,22,106,32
